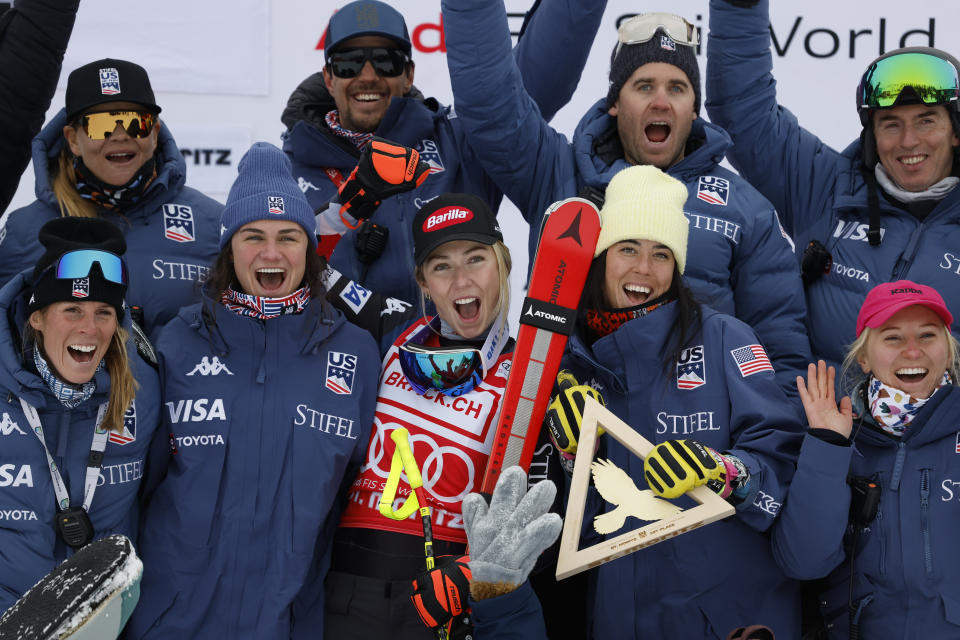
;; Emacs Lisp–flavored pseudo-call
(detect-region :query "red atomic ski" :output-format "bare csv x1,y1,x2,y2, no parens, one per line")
481,197,600,492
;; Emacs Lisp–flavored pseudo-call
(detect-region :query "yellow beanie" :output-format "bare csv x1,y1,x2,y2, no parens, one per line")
595,165,689,273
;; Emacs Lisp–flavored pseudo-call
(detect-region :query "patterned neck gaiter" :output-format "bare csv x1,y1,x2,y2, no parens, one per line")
325,110,374,150
867,372,952,436
33,345,98,409
73,155,157,212
220,286,311,320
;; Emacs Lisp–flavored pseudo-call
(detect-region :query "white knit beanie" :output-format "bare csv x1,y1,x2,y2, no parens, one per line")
595,165,689,273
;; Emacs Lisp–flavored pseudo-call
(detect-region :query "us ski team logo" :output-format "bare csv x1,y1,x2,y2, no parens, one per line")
417,139,445,175
268,196,285,215
697,176,730,206
677,345,705,390
955,432,960,454
326,351,357,395
109,401,136,445
163,204,195,242
72,278,89,298
99,67,121,95
660,35,677,51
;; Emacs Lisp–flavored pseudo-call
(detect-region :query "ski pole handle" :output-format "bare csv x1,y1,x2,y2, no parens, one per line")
392,428,424,489
379,428,421,521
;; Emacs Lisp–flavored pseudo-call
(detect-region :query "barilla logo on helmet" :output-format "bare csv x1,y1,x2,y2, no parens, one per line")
99,68,121,95
423,206,473,232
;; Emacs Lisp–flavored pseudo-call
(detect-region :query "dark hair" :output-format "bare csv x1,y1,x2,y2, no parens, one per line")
581,251,702,375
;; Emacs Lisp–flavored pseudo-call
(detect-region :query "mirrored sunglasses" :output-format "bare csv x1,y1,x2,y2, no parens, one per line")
398,342,483,397
327,47,409,78
858,52,960,117
80,110,157,140
50,250,127,285
614,13,698,60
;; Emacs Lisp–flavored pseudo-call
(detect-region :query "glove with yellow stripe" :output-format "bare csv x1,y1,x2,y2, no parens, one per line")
643,439,749,502
337,137,430,225
544,370,604,473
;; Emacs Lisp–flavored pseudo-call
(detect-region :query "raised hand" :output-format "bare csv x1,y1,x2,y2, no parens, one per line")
796,360,853,438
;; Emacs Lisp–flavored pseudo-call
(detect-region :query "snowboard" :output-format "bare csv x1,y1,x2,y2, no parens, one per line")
480,197,601,492
0,534,142,640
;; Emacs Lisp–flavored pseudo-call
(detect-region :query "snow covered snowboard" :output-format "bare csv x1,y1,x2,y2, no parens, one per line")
0,534,142,640
481,197,601,492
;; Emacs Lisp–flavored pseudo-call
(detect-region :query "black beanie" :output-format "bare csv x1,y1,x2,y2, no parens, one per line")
605,31,701,114
29,218,128,318
65,58,160,122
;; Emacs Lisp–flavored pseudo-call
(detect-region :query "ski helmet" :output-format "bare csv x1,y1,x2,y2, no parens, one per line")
857,46,960,168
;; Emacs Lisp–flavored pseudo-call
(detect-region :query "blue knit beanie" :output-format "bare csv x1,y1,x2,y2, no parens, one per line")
219,142,317,249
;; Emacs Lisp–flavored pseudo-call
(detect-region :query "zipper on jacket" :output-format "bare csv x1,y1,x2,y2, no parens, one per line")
889,442,906,491
919,468,933,575
875,501,886,576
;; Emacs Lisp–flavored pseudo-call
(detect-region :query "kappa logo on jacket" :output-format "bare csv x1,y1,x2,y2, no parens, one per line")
696,176,730,206
417,139,445,175
163,204,196,243
186,356,234,376
109,400,137,446
326,352,357,395
677,345,706,390
0,413,25,436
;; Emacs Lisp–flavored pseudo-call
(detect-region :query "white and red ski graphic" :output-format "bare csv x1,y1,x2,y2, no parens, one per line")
481,198,600,492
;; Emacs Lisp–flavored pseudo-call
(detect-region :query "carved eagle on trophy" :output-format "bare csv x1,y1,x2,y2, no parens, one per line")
591,458,681,534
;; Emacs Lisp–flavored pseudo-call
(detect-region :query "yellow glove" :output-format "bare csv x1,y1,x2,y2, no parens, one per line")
643,439,729,499
544,370,604,455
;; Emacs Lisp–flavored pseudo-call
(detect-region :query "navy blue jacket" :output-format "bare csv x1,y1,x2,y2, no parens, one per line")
0,110,223,337
705,0,960,375
563,302,803,639
280,0,604,306
0,272,161,614
127,296,378,639
772,385,960,637
441,0,812,407
0,0,79,214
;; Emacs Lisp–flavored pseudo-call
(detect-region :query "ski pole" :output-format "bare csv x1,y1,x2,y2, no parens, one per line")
378,428,447,639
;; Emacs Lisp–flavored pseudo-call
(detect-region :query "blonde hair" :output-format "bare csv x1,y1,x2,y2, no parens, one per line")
415,240,512,327
51,146,98,218
840,324,960,394
27,317,138,433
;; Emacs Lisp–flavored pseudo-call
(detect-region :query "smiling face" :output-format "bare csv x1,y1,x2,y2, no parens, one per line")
30,301,117,384
63,101,159,187
322,35,414,133
608,62,697,170
230,220,308,297
858,305,951,398
873,103,959,192
602,239,676,309
418,240,501,339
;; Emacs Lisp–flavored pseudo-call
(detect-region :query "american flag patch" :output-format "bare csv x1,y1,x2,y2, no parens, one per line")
326,351,357,395
163,204,195,242
109,400,137,445
731,344,773,377
99,67,121,95
72,278,89,298
697,176,730,206
268,196,285,215
660,35,677,51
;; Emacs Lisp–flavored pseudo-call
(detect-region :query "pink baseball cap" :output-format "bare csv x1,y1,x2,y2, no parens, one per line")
856,280,953,337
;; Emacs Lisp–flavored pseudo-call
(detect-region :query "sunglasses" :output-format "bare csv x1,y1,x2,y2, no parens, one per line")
80,110,157,140
614,13,698,60
327,47,410,78
46,250,128,286
398,342,484,397
858,52,960,122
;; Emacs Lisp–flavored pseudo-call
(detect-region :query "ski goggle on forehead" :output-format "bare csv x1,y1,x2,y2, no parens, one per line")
79,110,157,140
45,250,128,285
327,47,410,78
858,52,960,119
398,342,484,398
614,13,699,59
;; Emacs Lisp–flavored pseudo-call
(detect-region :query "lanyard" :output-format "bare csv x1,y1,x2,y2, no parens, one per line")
19,397,109,512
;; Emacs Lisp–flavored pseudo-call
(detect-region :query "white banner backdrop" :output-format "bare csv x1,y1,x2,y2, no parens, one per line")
5,0,957,329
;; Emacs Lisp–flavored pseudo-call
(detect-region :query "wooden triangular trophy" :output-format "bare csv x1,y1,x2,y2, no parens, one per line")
556,397,735,580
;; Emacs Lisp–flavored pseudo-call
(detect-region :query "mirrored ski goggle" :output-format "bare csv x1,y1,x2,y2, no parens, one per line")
858,52,959,116
398,342,483,397
80,110,157,140
327,47,410,78
614,13,699,60
47,250,128,285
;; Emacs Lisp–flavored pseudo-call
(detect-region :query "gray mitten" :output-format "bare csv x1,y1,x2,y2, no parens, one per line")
462,466,562,590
